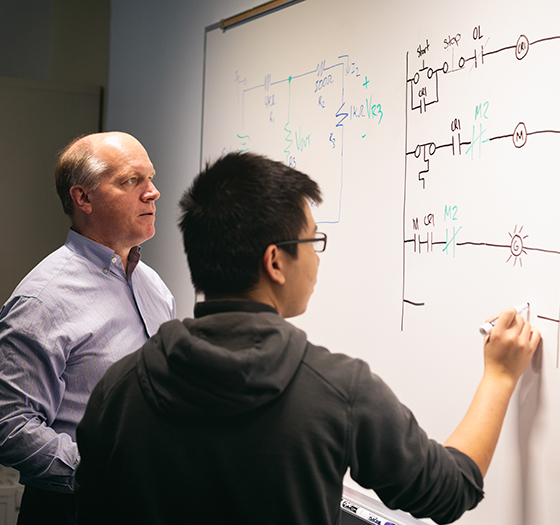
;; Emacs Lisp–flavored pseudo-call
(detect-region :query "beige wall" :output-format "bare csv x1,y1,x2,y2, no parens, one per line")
0,1,110,303
0,0,109,87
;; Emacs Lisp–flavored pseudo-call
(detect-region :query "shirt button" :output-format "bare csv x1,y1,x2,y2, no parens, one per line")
111,257,118,264
103,268,109,275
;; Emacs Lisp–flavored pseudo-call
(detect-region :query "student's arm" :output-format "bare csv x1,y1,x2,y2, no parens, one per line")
444,307,541,476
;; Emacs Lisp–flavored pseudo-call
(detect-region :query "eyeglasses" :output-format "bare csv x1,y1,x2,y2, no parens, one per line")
275,232,327,253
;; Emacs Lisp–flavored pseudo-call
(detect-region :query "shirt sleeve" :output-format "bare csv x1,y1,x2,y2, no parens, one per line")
0,295,79,493
348,364,484,524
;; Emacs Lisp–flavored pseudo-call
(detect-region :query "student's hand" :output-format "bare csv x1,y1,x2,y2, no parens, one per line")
443,307,541,476
483,307,541,384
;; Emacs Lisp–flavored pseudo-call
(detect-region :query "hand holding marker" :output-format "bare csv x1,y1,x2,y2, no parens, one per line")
479,303,529,336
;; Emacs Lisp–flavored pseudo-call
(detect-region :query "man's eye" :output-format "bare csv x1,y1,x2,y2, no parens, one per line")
126,178,136,185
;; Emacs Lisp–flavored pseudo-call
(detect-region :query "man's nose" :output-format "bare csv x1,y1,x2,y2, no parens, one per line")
143,180,160,201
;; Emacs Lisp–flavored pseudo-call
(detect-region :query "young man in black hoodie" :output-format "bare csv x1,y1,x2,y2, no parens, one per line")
75,152,540,525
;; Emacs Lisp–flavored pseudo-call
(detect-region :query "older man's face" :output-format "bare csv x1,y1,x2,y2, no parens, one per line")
86,133,160,256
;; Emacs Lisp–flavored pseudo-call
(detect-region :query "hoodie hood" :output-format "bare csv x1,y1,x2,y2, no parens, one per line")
137,300,308,419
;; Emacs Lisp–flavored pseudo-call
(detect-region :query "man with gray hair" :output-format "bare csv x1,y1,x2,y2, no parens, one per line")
0,132,175,524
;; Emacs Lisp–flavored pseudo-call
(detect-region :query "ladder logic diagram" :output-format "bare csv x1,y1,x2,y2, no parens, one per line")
401,25,560,366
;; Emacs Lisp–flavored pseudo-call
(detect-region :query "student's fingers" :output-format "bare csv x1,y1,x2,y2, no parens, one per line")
528,325,542,351
490,307,519,335
488,314,541,379
484,307,516,324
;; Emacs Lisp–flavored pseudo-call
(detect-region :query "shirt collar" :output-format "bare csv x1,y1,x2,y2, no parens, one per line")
65,229,142,278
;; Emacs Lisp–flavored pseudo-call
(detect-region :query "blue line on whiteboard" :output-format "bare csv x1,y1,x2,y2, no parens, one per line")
318,106,345,225
336,102,348,127
284,76,293,164
292,69,317,80
338,59,346,98
237,57,351,226
336,122,345,224
268,69,316,87
244,83,265,93
242,89,245,129
241,68,317,97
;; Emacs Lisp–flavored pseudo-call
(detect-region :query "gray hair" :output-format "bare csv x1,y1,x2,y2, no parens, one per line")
55,136,109,216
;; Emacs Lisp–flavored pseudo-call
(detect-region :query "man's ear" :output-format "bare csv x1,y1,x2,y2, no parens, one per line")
262,244,287,285
69,185,93,215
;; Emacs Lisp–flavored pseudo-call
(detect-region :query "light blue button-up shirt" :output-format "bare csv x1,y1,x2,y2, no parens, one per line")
0,229,175,493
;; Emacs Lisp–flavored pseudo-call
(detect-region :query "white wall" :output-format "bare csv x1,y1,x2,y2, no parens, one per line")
107,1,262,318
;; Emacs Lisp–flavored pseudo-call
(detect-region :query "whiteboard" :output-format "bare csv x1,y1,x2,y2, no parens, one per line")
201,1,560,523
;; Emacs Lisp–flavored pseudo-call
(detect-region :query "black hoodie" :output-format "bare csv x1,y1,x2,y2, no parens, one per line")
76,300,483,525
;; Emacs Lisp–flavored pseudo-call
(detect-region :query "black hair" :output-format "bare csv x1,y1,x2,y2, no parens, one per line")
178,152,322,296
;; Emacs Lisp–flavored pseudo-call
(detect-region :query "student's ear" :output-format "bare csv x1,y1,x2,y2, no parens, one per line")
69,185,93,215
262,244,287,285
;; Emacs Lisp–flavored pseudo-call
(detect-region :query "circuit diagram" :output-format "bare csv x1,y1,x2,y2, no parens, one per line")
224,54,382,224
402,26,560,365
